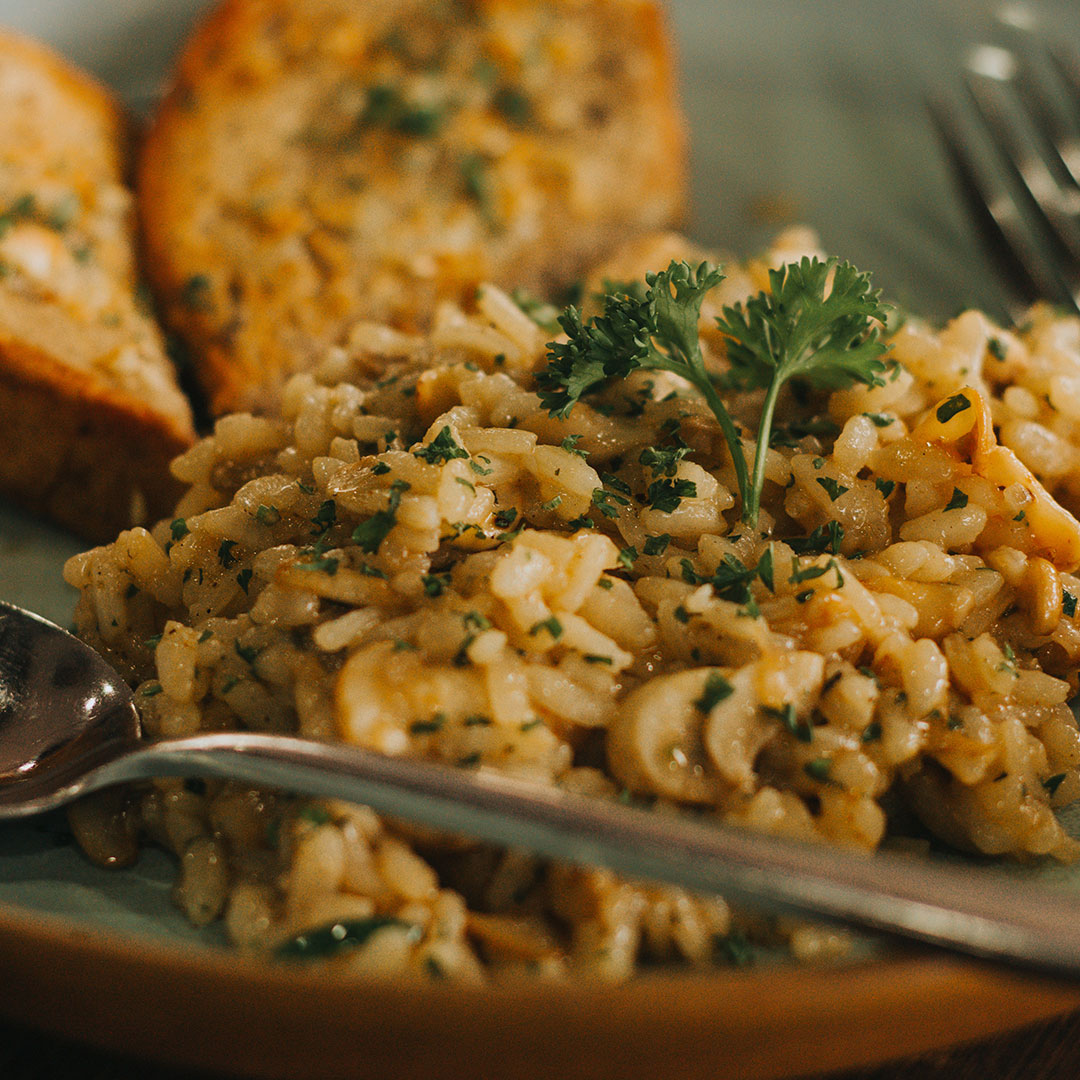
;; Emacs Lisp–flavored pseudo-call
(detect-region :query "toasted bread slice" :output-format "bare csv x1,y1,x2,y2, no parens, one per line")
140,0,688,415
0,30,195,541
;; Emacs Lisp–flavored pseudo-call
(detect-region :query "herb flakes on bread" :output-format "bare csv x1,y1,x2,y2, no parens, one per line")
139,0,688,415
0,29,195,541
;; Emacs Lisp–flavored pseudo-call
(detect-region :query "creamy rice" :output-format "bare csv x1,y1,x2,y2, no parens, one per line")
63,229,1080,979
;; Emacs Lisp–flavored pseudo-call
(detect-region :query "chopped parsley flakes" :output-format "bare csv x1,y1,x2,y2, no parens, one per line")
646,477,697,513
413,426,469,464
936,393,971,423
352,479,410,553
815,476,849,502
529,616,563,641
694,671,734,713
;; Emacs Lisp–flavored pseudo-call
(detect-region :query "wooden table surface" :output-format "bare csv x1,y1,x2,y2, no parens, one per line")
5,1007,1080,1080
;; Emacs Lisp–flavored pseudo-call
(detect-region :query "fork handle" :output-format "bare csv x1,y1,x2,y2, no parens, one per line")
39,730,1080,976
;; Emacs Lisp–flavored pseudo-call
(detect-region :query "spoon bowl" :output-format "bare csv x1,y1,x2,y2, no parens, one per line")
0,601,140,811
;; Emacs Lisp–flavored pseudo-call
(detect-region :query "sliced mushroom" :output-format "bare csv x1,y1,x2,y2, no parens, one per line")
699,666,765,794
704,651,825,793
606,668,730,803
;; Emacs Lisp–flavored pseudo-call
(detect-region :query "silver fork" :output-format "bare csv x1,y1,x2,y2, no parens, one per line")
930,33,1080,317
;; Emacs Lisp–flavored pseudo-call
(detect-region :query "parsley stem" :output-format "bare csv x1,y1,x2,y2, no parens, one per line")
743,375,784,526
693,370,752,521
538,257,888,533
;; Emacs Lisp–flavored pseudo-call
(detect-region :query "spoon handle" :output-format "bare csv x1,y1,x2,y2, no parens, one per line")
62,730,1080,977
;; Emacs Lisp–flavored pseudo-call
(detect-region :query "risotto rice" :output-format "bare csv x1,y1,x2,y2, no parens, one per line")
63,228,1080,979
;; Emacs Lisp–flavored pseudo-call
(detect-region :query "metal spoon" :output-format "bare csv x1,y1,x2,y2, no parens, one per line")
5,598,1080,976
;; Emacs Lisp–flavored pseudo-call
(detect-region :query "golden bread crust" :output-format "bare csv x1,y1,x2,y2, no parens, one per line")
0,28,126,156
0,28,195,539
140,0,688,414
0,336,189,541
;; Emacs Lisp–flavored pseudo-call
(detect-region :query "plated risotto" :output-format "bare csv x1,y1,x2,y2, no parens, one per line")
63,229,1080,979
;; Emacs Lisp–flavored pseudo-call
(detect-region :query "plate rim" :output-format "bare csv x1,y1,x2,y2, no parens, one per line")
3,2,1080,1076
2,898,1079,1079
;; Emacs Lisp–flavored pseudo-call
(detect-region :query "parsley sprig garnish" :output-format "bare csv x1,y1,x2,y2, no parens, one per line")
537,261,748,506
718,257,890,522
537,257,890,526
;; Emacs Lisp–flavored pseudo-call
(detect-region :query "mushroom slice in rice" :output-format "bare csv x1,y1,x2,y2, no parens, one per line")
607,652,825,803
606,668,731,803
703,652,825,794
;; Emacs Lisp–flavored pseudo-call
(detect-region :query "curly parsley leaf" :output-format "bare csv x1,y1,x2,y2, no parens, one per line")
537,257,889,527
716,257,889,523
719,258,889,393
536,261,750,509
537,302,650,418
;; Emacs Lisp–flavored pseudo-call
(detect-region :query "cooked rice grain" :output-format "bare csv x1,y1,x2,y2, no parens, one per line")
64,231,1080,978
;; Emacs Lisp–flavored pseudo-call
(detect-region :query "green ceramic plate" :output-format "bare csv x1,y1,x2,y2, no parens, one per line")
4,3,1080,1077
4,0,1076,931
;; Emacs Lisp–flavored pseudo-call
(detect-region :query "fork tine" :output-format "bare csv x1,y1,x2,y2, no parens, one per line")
958,48,1080,315
928,90,1066,316
1047,46,1080,114
1009,53,1080,193
964,54,1080,257
1045,45,1080,184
